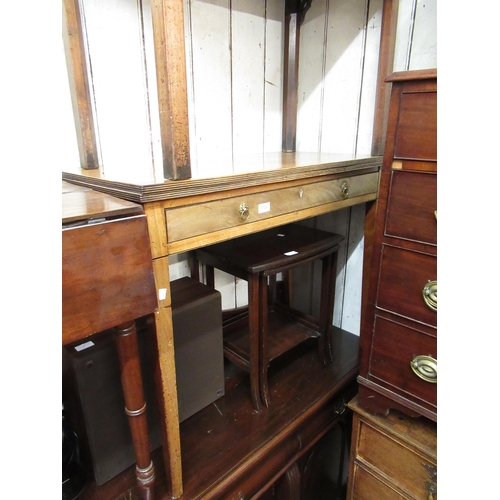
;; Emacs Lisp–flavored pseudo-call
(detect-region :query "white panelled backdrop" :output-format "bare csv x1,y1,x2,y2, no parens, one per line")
62,0,436,335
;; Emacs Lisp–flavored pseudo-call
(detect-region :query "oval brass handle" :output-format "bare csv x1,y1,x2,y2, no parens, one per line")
239,202,249,221
422,280,437,311
410,355,437,383
341,182,349,199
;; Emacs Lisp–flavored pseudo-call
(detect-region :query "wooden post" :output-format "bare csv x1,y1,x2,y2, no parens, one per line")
62,0,99,169
371,0,399,156
151,0,192,180
282,0,312,153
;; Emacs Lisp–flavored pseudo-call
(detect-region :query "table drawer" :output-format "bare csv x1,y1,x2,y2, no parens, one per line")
385,170,437,245
165,172,379,243
370,315,437,407
377,245,437,327
351,464,404,500
356,419,437,499
394,90,437,161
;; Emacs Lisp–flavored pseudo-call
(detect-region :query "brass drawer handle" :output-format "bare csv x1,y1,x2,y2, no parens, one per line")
425,481,437,500
239,202,250,221
410,355,437,383
422,280,437,311
341,182,349,199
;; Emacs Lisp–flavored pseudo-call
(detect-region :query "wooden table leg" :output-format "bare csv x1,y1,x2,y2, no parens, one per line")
319,252,337,365
248,273,262,412
259,273,271,408
114,321,155,500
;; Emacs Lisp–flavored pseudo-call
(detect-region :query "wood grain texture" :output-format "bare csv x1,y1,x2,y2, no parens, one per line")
347,397,437,500
63,0,99,169
151,0,191,180
358,72,437,421
77,328,359,500
62,215,157,344
371,0,399,156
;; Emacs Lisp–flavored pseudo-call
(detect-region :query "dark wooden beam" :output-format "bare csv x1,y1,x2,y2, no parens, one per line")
371,0,399,156
151,0,192,180
282,0,312,153
63,0,99,170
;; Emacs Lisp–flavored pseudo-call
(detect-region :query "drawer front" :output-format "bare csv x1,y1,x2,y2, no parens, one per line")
385,170,437,245
394,90,437,160
377,245,437,327
357,420,437,499
370,315,437,407
165,172,379,243
350,464,404,500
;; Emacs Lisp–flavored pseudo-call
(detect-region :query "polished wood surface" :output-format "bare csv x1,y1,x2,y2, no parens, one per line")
62,152,381,202
62,0,99,170
62,185,158,498
150,0,191,180
62,215,157,343
78,328,359,500
63,154,381,498
165,172,379,247
357,69,437,421
195,224,344,410
371,0,399,156
62,181,143,224
347,397,437,500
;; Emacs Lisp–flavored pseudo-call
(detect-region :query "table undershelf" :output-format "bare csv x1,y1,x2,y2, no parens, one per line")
223,307,321,368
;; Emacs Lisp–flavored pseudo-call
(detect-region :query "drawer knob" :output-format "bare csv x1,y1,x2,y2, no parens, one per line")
422,280,437,311
239,202,250,221
341,182,349,199
410,355,437,383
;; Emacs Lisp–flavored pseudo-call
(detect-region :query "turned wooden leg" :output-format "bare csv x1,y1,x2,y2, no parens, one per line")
114,321,155,500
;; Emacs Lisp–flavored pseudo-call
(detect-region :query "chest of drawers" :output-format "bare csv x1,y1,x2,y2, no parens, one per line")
347,397,437,500
357,70,437,421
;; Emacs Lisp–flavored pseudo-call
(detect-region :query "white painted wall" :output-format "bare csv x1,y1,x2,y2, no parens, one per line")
62,0,437,334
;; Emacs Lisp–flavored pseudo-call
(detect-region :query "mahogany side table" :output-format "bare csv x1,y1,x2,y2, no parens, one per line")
62,182,158,499
195,223,344,411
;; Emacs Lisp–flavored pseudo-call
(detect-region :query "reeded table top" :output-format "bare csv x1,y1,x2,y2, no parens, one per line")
62,152,382,203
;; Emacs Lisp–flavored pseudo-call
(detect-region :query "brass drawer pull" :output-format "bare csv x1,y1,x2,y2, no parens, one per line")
239,202,250,221
425,481,437,500
341,182,349,199
422,280,437,311
410,355,437,383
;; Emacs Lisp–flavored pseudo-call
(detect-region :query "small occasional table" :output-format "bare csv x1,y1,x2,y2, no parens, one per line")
62,181,158,499
195,223,344,411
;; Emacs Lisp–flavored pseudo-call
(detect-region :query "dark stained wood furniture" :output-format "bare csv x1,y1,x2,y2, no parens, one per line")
77,326,360,500
63,154,381,498
62,181,158,499
357,69,437,421
195,223,344,411
63,153,381,497
346,396,437,499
